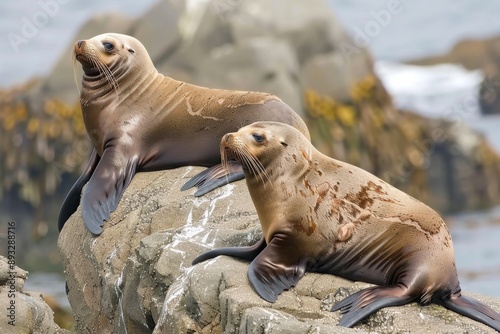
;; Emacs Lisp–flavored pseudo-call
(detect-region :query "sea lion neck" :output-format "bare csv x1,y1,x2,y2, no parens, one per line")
80,57,157,107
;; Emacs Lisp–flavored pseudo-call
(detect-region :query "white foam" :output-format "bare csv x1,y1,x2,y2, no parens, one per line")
375,61,500,152
375,61,483,118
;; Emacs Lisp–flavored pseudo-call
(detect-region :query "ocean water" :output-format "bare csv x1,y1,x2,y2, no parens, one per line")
2,0,500,301
24,272,70,310
448,206,500,297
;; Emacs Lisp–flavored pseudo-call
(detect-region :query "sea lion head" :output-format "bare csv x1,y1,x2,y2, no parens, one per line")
73,33,156,97
221,121,312,184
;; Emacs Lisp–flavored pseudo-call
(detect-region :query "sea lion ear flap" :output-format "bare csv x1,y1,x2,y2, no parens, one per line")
124,43,135,54
279,137,288,147
247,234,306,302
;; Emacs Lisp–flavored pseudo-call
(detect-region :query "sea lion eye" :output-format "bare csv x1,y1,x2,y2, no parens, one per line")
252,134,264,143
102,42,114,51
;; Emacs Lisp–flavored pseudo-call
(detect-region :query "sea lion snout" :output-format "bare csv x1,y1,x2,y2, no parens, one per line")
225,134,233,142
74,40,86,53
73,40,87,62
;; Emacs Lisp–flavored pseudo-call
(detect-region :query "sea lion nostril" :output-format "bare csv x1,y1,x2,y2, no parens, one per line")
226,134,232,142
77,40,83,48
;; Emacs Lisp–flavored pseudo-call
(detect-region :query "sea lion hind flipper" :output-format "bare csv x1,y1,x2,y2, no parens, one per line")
248,234,307,303
58,149,100,232
331,285,413,328
439,294,500,331
81,149,139,235
180,163,244,196
192,237,266,265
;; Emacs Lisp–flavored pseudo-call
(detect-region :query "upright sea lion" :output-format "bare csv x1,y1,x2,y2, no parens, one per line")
192,122,500,331
58,33,309,235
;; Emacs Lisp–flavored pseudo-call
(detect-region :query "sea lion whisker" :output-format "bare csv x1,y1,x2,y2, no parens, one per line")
221,149,228,173
97,58,119,95
72,54,81,95
234,149,256,175
249,156,270,186
239,144,271,185
88,54,105,80
239,145,271,187
89,51,119,96
236,150,259,178
250,157,269,186
220,147,233,185
100,59,120,94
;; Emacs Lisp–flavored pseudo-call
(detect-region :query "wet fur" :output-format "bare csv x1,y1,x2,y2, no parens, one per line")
193,121,500,332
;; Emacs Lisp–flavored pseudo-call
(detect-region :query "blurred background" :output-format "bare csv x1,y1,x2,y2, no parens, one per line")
1,0,500,330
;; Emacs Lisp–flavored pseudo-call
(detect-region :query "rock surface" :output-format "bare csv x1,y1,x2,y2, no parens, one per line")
59,168,500,333
0,256,69,334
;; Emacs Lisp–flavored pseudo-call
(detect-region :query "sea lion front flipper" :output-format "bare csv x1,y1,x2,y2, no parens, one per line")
439,294,500,331
180,163,244,196
248,234,307,303
192,237,267,265
331,285,414,328
81,148,139,235
58,149,100,232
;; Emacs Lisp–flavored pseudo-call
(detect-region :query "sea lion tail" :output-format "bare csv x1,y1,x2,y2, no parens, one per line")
439,293,500,332
180,163,244,196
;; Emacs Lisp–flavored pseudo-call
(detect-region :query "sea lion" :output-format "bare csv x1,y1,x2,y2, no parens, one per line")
192,121,500,331
58,33,310,235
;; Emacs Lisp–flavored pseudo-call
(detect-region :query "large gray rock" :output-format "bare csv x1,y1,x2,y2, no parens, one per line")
157,256,500,334
0,256,69,334
223,0,349,64
159,0,372,114
128,0,184,64
58,167,261,333
194,37,303,113
58,168,500,333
